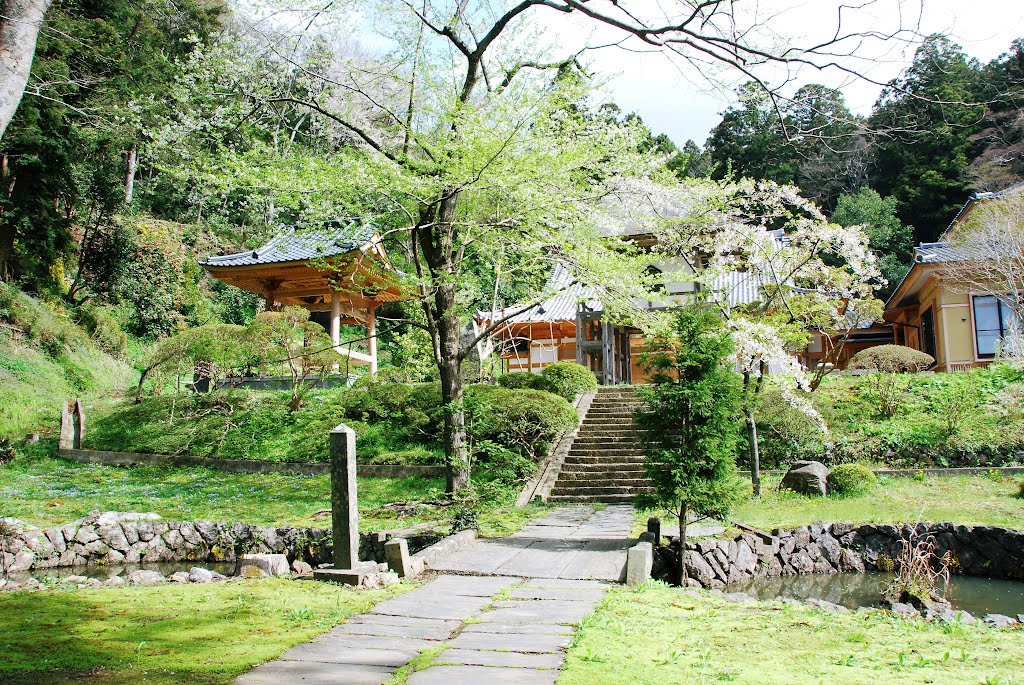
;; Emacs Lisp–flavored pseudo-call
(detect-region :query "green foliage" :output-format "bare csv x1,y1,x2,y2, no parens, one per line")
827,463,878,496
832,188,913,298
870,35,981,243
0,283,135,438
634,308,746,560
540,361,597,401
762,366,1024,469
751,387,829,468
467,387,578,461
497,372,548,391
848,345,935,372
76,304,127,356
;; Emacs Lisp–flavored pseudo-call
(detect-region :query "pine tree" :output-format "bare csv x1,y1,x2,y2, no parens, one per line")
635,307,746,583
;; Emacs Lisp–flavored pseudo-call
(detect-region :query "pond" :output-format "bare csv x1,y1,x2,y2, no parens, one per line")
2,560,238,585
726,573,1024,616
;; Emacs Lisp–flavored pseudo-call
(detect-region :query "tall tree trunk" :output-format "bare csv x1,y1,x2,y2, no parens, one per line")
124,146,137,204
0,219,13,281
0,0,52,141
417,192,471,492
745,407,762,497
678,500,688,584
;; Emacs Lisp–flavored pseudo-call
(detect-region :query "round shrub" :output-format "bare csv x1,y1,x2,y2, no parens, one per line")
827,463,877,496
848,345,934,372
540,361,597,401
342,382,411,423
497,372,548,391
466,386,578,460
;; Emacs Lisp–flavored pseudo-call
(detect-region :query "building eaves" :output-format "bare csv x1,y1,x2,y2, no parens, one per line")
201,220,377,268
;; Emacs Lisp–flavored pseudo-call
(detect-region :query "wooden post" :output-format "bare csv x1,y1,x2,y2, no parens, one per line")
367,305,378,376
329,423,358,570
330,291,341,347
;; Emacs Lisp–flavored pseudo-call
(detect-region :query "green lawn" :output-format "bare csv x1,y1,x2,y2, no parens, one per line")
732,473,1024,531
634,473,1024,538
0,578,408,685
0,447,548,536
560,583,1024,685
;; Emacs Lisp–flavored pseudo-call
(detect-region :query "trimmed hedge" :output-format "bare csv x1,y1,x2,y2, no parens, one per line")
848,345,934,372
497,372,548,391
540,362,597,401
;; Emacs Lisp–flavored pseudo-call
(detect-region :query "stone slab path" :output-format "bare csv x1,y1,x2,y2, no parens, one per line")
236,574,611,685
429,505,635,582
235,506,633,685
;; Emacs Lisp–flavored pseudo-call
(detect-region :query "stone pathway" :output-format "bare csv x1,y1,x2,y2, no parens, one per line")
429,505,635,582
236,574,611,684
235,506,633,684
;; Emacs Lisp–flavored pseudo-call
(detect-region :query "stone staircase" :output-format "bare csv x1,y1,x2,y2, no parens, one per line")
548,386,654,503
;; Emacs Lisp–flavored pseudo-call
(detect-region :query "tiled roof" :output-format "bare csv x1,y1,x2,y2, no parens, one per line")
707,270,772,308
202,220,377,268
914,241,989,264
483,263,602,325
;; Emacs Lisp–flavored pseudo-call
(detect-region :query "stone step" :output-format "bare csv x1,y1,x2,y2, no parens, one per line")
547,493,640,503
552,477,653,488
573,431,646,439
555,471,649,482
557,462,643,473
567,447,646,457
572,437,645,446
563,456,646,465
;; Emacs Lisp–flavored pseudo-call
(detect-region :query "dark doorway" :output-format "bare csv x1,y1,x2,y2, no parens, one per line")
921,307,937,361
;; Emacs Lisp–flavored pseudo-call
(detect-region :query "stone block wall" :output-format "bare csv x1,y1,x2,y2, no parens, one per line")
0,513,442,573
660,523,1024,589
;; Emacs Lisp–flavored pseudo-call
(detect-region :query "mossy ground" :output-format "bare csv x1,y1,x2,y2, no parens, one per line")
632,472,1024,538
561,583,1023,685
0,578,409,685
0,444,548,536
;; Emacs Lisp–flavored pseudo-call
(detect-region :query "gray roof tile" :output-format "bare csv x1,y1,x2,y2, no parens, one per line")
202,220,376,268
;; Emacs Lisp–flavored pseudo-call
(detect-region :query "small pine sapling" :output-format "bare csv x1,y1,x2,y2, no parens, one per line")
635,307,746,583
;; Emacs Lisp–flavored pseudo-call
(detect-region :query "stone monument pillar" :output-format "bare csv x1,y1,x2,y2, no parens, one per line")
313,423,366,585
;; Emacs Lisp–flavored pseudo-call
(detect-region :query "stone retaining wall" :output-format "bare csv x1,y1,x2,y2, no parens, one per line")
58,448,446,479
0,513,442,573
666,523,1024,589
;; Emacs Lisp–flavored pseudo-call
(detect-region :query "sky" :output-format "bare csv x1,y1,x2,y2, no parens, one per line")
561,1,1024,146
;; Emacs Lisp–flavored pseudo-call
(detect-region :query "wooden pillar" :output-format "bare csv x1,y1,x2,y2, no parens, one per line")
602,321,614,385
575,304,584,366
264,291,275,311
330,291,341,347
367,305,378,376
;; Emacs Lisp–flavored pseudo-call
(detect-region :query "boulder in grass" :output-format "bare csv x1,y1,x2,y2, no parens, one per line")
187,567,215,583
780,461,830,497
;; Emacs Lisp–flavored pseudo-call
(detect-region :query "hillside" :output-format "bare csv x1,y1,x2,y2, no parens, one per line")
0,283,137,439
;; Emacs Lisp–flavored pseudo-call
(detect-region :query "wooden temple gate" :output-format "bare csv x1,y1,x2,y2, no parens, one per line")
576,303,633,385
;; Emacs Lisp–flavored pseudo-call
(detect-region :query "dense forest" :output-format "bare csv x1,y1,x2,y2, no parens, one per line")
1,0,1023,348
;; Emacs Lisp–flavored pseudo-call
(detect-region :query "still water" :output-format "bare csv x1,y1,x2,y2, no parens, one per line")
726,573,1024,616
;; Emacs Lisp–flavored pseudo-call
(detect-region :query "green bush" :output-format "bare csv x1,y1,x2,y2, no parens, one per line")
77,304,128,356
848,345,934,372
1017,480,1024,499
497,372,548,391
540,361,597,401
827,463,877,496
342,382,411,423
466,386,577,460
752,388,828,469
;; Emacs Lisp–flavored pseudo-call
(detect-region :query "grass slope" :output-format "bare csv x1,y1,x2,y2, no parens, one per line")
561,584,1023,685
0,447,548,536
0,284,136,439
0,578,408,685
83,391,442,465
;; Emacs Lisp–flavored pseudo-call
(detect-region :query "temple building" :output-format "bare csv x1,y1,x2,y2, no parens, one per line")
201,220,404,374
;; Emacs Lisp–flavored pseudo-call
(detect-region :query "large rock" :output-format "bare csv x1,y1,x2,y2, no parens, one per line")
127,570,165,586
780,461,830,496
237,553,290,577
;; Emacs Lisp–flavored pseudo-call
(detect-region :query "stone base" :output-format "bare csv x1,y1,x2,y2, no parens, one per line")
313,567,400,588
313,568,367,586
